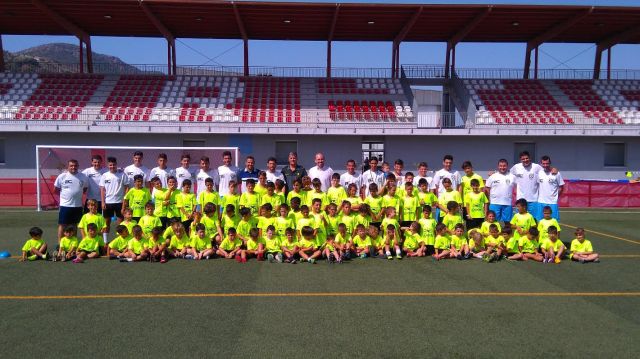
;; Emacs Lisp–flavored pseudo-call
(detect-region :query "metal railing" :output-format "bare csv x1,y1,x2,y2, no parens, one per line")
469,110,640,129
6,62,640,80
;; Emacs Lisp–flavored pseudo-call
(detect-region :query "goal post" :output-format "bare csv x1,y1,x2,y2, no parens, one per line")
35,145,240,211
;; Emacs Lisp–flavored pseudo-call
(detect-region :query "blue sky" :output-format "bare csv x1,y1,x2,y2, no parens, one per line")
3,0,639,70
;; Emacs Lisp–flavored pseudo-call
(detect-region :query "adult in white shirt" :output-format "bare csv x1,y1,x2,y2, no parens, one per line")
217,150,238,196
430,155,460,196
175,153,195,191
485,158,516,223
537,155,565,221
100,156,130,241
54,159,88,241
360,157,385,197
308,152,334,192
195,156,219,198
413,161,432,188
81,154,106,213
149,153,174,188
124,151,151,185
265,157,284,184
340,159,361,191
510,151,543,218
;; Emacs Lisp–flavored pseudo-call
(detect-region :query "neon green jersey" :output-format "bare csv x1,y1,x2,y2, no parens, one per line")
464,191,488,219
124,187,152,217
239,192,261,214
418,218,437,246
59,236,79,252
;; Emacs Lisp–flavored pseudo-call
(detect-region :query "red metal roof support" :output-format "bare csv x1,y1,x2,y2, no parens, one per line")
31,0,92,73
524,8,593,79
445,6,492,78
327,5,340,78
593,24,640,79
233,2,249,76
0,35,4,73
140,2,176,76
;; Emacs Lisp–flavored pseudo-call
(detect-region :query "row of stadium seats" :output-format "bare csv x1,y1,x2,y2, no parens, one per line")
0,73,412,123
468,79,640,125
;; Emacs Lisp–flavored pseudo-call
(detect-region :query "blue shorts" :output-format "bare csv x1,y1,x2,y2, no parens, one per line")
538,203,559,221
58,206,83,225
489,204,513,223
527,202,540,221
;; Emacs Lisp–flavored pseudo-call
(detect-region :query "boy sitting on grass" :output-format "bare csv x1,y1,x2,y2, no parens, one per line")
55,225,78,262
20,226,48,262
74,223,101,263
570,227,600,263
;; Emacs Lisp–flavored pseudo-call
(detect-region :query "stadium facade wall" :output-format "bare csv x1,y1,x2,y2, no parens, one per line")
0,132,638,180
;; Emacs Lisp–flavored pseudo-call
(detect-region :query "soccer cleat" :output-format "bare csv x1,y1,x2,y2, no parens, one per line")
554,257,561,264
241,257,247,263
309,258,316,264
72,257,83,264
593,258,600,263
489,253,499,263
328,254,334,264
275,253,283,263
60,251,67,262
160,256,167,264
185,254,194,260
257,253,264,261
387,255,393,260
52,250,59,262
456,254,463,260
234,254,241,262
290,258,297,264
464,252,472,259
395,254,402,260
27,255,38,261
359,253,367,259
579,258,585,264
267,253,274,263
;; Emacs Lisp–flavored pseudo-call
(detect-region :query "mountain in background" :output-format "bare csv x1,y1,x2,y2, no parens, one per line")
5,43,142,73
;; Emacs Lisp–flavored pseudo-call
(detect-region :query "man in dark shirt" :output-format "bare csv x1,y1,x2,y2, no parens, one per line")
237,156,260,193
280,152,307,191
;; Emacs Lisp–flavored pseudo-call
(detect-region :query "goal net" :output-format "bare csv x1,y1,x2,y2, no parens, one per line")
36,145,240,211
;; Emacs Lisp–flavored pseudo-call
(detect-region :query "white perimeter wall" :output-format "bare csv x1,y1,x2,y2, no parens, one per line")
0,132,638,180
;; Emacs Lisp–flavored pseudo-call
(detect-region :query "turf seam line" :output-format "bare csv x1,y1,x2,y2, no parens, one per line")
1,292,640,300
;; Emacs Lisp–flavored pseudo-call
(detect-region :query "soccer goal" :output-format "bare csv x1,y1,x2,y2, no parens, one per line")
35,145,240,211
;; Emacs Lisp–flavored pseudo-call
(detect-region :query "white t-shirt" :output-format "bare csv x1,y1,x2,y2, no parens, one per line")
413,175,432,188
485,172,516,206
510,163,542,202
99,171,130,204
308,166,334,192
537,170,565,204
340,172,361,191
81,167,106,201
266,170,284,184
54,172,88,207
124,164,150,183
392,172,405,185
217,165,239,196
430,169,460,194
175,166,195,190
360,169,385,197
149,167,174,188
196,169,219,197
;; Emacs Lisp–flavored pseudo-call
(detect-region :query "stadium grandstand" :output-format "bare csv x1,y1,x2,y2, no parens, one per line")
0,1,639,183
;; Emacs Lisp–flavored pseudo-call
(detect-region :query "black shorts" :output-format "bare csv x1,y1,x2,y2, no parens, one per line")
400,221,413,228
103,203,123,220
466,218,483,230
58,206,83,225
159,217,168,228
84,200,102,214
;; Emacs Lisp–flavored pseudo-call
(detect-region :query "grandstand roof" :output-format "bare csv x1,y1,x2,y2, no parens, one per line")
1,1,639,44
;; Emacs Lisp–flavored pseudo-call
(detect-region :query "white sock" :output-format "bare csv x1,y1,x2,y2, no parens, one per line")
395,248,401,256
102,233,108,243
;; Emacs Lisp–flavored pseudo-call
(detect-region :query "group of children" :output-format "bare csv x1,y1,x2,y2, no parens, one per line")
20,170,600,264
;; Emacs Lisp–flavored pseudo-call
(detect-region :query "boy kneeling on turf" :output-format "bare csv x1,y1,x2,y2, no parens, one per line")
74,223,101,263
55,225,78,262
20,226,48,262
